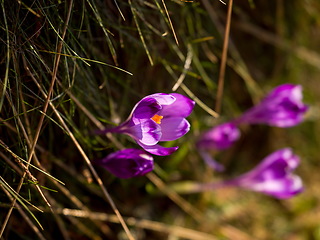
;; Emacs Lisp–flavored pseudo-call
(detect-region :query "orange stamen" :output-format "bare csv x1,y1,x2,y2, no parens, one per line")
151,114,163,124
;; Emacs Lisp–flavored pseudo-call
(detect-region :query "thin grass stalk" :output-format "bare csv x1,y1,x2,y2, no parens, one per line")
172,44,193,91
0,0,10,113
128,0,154,65
215,0,233,113
113,0,125,21
161,0,179,45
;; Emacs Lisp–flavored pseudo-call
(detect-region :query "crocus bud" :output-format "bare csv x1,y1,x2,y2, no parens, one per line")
96,149,154,178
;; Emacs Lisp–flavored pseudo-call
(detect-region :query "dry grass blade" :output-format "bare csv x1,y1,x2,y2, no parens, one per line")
0,0,10,112
0,176,44,235
161,0,179,45
53,208,218,240
114,0,125,21
172,44,193,91
215,0,233,113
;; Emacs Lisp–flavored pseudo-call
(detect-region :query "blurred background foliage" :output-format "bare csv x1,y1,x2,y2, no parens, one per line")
0,0,319,239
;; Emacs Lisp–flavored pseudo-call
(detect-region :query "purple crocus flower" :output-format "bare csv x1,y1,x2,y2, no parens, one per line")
227,148,303,198
98,93,195,156
235,84,308,127
197,123,241,151
197,148,303,199
96,149,154,178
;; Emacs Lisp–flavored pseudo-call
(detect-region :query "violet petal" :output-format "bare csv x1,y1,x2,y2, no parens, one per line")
160,93,195,118
127,120,162,146
138,142,179,156
147,93,176,106
131,97,162,123
159,117,190,141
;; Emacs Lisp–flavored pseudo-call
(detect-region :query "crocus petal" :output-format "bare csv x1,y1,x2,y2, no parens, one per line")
138,142,179,156
197,123,241,151
127,120,162,146
96,149,154,178
131,97,162,123
147,93,176,106
237,84,308,127
243,148,300,181
160,93,195,118
159,117,190,141
248,175,303,199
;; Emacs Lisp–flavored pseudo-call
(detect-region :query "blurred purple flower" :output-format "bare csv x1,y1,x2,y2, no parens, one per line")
96,149,154,178
222,148,303,199
197,123,241,151
236,84,308,127
97,93,195,156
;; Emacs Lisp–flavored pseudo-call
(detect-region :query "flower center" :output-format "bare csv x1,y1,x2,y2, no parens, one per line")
151,114,163,124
